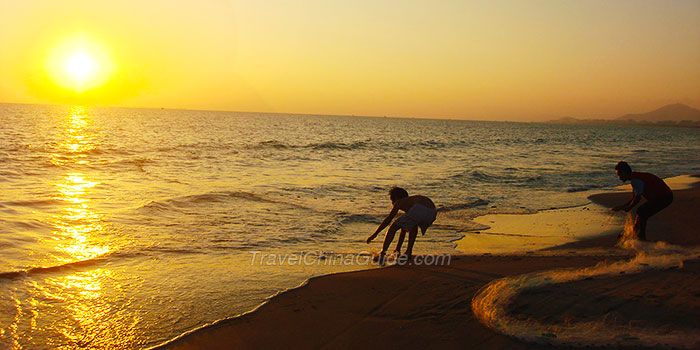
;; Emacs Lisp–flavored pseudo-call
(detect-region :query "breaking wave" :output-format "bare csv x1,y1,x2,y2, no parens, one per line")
566,184,604,193
0,254,114,280
245,140,369,151
137,190,289,213
437,199,490,213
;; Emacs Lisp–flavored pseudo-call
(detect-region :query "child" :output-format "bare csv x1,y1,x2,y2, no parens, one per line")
366,187,437,260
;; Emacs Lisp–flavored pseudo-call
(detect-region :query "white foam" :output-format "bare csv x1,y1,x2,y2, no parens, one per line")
472,214,700,348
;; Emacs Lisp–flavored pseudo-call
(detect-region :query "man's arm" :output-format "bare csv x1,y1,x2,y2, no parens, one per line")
613,179,644,212
612,194,641,212
366,204,400,243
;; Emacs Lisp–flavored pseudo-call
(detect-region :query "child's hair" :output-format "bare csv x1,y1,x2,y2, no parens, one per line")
615,161,632,173
389,187,409,202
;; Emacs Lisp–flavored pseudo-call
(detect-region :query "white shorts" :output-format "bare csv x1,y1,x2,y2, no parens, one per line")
394,203,437,234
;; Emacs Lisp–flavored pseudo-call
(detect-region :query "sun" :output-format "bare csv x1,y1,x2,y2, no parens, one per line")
46,35,114,93
64,51,97,84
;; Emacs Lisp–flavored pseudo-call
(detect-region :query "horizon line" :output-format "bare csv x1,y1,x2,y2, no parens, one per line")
1,100,697,123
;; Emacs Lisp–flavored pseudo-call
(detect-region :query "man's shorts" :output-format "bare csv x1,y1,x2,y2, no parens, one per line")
394,203,438,234
637,193,673,219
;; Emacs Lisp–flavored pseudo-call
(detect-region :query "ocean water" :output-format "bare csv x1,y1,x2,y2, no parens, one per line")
0,103,698,349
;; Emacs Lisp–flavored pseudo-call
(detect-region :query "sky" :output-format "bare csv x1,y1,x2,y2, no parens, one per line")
0,0,699,121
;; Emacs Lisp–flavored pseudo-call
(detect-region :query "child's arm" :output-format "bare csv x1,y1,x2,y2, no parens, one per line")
366,204,400,243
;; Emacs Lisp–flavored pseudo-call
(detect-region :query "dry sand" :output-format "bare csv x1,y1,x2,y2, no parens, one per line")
156,176,700,350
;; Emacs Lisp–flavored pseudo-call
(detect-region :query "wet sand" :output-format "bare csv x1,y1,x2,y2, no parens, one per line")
156,176,700,350
507,259,700,341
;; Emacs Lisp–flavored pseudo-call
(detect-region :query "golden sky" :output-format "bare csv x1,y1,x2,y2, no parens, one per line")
1,0,699,120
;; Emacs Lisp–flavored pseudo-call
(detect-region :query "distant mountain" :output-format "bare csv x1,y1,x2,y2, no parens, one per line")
616,103,700,122
544,103,700,128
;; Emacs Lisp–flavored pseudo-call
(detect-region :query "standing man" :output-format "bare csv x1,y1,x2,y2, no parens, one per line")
612,161,673,241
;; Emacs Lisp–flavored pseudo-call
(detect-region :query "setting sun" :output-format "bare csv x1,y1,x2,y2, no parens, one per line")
65,51,96,85
46,35,114,93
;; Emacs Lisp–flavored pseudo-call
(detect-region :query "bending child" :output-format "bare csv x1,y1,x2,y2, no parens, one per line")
366,187,437,260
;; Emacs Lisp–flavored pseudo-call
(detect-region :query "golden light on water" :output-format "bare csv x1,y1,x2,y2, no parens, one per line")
3,105,141,349
49,106,111,262
50,106,97,166
46,35,114,93
42,269,121,348
52,172,110,262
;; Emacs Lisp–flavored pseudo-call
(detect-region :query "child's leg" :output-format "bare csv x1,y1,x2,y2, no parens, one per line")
395,229,407,252
404,226,419,256
380,223,401,254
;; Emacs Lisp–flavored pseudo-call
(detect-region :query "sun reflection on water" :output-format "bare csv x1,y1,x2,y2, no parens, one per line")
51,172,111,262
38,268,141,349
50,106,99,167
39,106,122,347
48,106,111,263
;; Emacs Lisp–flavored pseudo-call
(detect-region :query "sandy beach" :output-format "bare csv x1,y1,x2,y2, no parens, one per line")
156,176,700,350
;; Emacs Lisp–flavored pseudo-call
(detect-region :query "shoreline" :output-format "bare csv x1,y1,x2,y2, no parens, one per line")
155,175,700,350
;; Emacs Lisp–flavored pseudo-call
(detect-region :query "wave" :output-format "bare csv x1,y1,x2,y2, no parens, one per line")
472,215,700,348
308,141,368,150
0,246,209,280
1,219,55,231
247,140,291,149
110,157,155,170
138,190,283,212
49,147,105,156
0,169,22,178
453,170,543,185
0,255,110,280
140,246,209,254
338,213,381,225
245,140,369,151
156,142,239,154
2,199,64,208
566,184,604,193
245,139,471,152
437,199,490,213
137,200,181,214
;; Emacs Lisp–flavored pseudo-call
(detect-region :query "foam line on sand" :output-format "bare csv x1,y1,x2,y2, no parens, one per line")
472,220,700,348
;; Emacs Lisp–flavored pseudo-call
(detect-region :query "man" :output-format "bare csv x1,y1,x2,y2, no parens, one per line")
612,161,673,241
366,187,437,261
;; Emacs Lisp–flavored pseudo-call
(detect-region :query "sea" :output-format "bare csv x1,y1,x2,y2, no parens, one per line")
0,103,698,349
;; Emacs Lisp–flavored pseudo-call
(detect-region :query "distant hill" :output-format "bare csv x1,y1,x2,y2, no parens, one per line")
544,103,700,128
616,103,700,122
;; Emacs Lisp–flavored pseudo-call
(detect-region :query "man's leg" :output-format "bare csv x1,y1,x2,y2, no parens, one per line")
395,229,407,253
635,194,673,241
404,226,419,257
634,215,648,241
